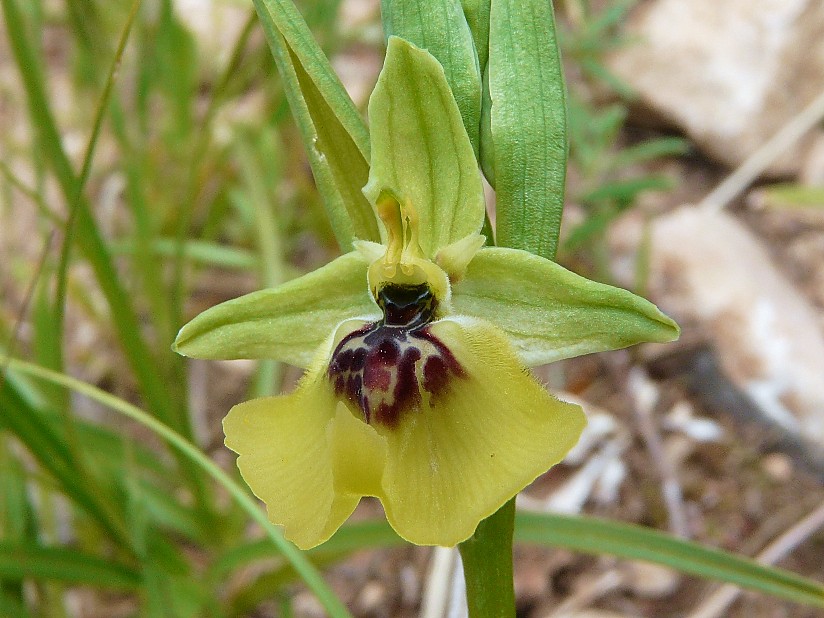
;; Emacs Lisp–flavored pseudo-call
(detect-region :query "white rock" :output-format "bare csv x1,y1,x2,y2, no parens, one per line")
609,0,824,175
648,206,824,446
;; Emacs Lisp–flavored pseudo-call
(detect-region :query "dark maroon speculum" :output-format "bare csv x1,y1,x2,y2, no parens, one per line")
328,283,463,428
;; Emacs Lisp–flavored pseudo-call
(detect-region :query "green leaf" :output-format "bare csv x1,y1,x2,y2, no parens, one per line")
451,247,679,366
174,251,378,367
364,37,486,256
486,0,567,260
252,0,379,248
6,357,352,618
517,513,824,610
0,543,141,590
0,382,132,550
381,0,482,154
209,517,824,611
460,0,491,71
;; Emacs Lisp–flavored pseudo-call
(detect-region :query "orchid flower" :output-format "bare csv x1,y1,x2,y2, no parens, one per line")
174,37,678,549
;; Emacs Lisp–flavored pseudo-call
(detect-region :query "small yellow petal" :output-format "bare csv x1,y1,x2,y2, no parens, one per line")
223,378,357,549
377,317,586,546
435,233,486,282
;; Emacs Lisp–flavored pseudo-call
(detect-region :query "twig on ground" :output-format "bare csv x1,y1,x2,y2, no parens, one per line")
700,88,824,211
545,569,624,618
628,367,690,538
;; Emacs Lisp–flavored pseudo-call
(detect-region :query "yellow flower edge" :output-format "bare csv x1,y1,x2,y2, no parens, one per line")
223,316,585,549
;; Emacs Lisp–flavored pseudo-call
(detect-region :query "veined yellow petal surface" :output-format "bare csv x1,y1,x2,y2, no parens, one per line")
328,404,387,497
223,378,358,549
377,317,586,546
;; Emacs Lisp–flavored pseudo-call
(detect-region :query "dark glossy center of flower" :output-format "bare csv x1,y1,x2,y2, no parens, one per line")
327,284,463,428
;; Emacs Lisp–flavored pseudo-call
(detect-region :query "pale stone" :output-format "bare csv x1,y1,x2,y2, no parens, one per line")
647,206,824,447
609,0,824,175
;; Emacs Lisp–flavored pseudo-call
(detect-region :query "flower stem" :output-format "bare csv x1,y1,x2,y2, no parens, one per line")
458,497,517,617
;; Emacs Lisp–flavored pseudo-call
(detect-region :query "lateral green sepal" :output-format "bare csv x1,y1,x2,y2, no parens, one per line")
451,247,679,366
174,252,378,368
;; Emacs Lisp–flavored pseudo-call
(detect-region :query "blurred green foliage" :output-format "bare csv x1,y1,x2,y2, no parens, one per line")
558,0,687,267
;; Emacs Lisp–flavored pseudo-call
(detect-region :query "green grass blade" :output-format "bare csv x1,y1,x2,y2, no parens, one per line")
252,0,379,249
233,139,287,397
112,238,258,270
613,136,689,167
0,589,32,618
487,0,567,260
0,0,178,429
6,358,352,618
581,175,673,206
516,512,824,609
169,9,257,337
0,383,133,550
0,543,141,590
216,515,824,610
210,520,405,583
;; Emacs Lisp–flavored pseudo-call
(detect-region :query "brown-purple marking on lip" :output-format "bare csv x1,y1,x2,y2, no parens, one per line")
327,283,464,428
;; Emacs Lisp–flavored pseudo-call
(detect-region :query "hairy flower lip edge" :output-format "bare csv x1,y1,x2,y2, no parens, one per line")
223,313,588,549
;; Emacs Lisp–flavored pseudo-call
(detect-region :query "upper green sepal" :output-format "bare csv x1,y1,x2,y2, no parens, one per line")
173,252,378,368
380,0,482,155
363,36,486,257
451,247,679,366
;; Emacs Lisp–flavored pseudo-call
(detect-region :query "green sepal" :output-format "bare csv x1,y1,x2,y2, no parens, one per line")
381,0,482,155
451,247,679,366
173,252,379,368
253,0,380,249
364,36,486,258
486,0,567,259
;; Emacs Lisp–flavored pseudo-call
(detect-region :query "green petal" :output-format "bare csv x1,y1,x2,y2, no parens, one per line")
451,247,680,366
173,252,379,367
378,318,585,546
223,380,358,550
364,36,486,257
